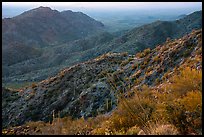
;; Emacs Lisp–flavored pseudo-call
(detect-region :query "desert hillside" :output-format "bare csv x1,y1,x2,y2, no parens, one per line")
2,29,202,135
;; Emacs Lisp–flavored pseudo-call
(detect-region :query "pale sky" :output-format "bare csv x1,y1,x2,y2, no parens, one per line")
2,2,202,18
2,2,202,10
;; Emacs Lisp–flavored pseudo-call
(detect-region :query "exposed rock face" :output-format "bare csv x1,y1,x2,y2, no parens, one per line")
2,29,202,128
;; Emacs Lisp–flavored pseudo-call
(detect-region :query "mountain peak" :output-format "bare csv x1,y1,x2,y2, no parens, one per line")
32,6,53,12
37,6,52,10
16,6,59,18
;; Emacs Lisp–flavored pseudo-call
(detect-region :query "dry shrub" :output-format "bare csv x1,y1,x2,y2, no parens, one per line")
138,124,179,135
59,117,93,135
86,114,109,129
30,114,110,135
25,121,49,135
155,67,202,134
153,56,161,63
35,117,70,135
143,48,151,55
25,117,90,135
105,85,157,132
91,127,107,135
91,120,113,135
166,90,202,134
31,83,37,88
126,125,141,135
12,66,201,135
166,67,202,97
111,67,202,135
120,60,130,66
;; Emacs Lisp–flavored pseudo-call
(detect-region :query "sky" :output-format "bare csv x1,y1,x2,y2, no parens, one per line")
2,2,202,18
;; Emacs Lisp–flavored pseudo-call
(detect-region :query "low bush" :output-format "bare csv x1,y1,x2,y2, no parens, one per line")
4,67,201,135
166,91,202,134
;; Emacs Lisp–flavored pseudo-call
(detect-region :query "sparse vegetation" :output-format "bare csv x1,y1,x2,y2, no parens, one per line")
2,27,202,135
3,82,36,90
153,56,161,63
4,66,201,135
143,48,151,55
31,83,37,89
120,59,130,66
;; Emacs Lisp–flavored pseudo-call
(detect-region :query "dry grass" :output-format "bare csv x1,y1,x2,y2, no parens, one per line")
101,67,202,135
138,124,179,135
5,67,201,135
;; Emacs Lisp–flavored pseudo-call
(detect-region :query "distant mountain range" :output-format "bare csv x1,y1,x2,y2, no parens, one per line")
2,6,104,66
2,7,202,85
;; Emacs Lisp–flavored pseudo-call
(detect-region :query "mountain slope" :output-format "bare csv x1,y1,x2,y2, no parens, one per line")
105,10,202,54
2,32,115,83
2,29,202,128
2,6,104,66
2,10,202,85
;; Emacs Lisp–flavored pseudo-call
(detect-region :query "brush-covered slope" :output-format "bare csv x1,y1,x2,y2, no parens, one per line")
2,10,202,84
2,29,202,129
105,10,202,54
2,52,128,128
2,32,115,83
